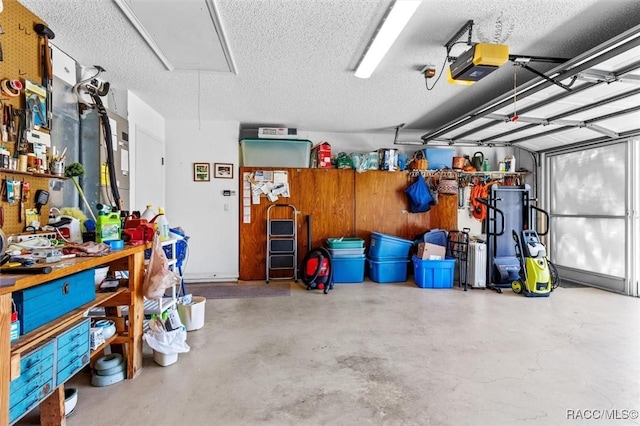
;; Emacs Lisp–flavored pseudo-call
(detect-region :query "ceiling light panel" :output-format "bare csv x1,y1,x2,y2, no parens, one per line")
355,0,421,79
115,0,236,73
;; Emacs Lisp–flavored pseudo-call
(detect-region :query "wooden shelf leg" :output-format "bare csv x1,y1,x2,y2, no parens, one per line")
40,384,66,426
127,250,145,379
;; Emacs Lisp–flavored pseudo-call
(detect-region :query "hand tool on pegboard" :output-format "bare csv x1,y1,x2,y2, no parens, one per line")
17,181,23,222
34,24,55,130
21,181,30,224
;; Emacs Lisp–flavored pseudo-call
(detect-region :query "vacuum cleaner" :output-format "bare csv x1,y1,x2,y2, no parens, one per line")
300,215,333,294
511,230,552,297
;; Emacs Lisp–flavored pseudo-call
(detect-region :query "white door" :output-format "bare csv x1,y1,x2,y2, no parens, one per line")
134,126,164,213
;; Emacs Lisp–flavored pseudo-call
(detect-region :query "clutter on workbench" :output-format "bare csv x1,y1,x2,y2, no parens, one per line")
96,210,121,243
122,214,155,244
152,207,170,241
140,204,157,221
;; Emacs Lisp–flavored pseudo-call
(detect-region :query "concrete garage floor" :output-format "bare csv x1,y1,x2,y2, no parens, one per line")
22,282,640,426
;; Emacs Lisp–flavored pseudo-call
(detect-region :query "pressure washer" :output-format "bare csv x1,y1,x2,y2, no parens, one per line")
511,229,552,297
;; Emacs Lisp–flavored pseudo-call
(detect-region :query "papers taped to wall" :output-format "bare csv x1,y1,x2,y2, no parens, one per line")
248,170,290,203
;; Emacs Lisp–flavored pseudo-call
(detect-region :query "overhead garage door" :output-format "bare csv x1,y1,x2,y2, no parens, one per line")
545,141,638,295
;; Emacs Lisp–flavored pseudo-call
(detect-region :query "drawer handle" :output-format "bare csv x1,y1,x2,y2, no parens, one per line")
62,282,70,295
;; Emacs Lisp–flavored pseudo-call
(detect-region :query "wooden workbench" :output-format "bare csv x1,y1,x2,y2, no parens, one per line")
0,244,147,426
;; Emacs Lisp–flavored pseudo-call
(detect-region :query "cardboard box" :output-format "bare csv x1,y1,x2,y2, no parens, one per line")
311,142,332,168
258,127,298,138
416,242,446,260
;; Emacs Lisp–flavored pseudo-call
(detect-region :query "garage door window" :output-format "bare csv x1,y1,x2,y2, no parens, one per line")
547,142,629,293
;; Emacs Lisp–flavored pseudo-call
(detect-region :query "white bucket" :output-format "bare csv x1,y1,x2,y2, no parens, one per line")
177,296,206,331
153,350,178,367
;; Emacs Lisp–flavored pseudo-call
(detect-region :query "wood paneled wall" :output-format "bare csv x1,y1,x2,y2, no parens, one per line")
239,168,458,280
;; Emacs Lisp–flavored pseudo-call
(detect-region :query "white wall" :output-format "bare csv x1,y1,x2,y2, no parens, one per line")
128,92,165,211
165,119,240,282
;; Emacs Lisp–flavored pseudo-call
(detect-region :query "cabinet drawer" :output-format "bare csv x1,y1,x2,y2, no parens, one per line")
56,319,91,385
57,351,90,385
13,270,95,335
57,337,89,371
10,354,53,403
17,339,55,372
57,318,90,350
9,376,54,425
10,340,55,397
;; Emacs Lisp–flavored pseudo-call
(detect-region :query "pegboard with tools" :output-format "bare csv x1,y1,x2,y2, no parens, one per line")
0,0,52,161
0,171,53,234
0,2,60,236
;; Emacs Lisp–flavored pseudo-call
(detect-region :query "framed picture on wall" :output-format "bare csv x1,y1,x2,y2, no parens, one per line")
214,163,234,179
193,162,210,181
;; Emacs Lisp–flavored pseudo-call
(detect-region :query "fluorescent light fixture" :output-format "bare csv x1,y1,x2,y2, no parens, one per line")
355,0,421,79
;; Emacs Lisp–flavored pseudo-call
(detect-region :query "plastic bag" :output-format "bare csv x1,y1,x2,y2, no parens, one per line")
143,234,182,299
336,152,353,169
405,173,434,213
144,327,190,354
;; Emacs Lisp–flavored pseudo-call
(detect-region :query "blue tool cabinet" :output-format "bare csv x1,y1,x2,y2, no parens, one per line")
8,319,91,425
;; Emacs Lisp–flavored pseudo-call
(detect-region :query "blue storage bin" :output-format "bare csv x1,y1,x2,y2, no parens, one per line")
369,232,412,259
332,255,366,283
425,148,454,170
368,257,409,283
412,256,456,288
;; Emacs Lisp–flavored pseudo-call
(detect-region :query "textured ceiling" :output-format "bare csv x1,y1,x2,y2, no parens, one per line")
16,0,640,134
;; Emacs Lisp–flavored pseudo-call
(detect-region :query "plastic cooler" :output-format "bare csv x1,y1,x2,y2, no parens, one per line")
369,232,412,259
332,255,366,283
326,238,365,249
368,257,409,283
328,247,365,257
412,256,456,288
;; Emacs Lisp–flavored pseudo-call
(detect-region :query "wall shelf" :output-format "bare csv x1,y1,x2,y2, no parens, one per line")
0,168,67,179
408,169,529,179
